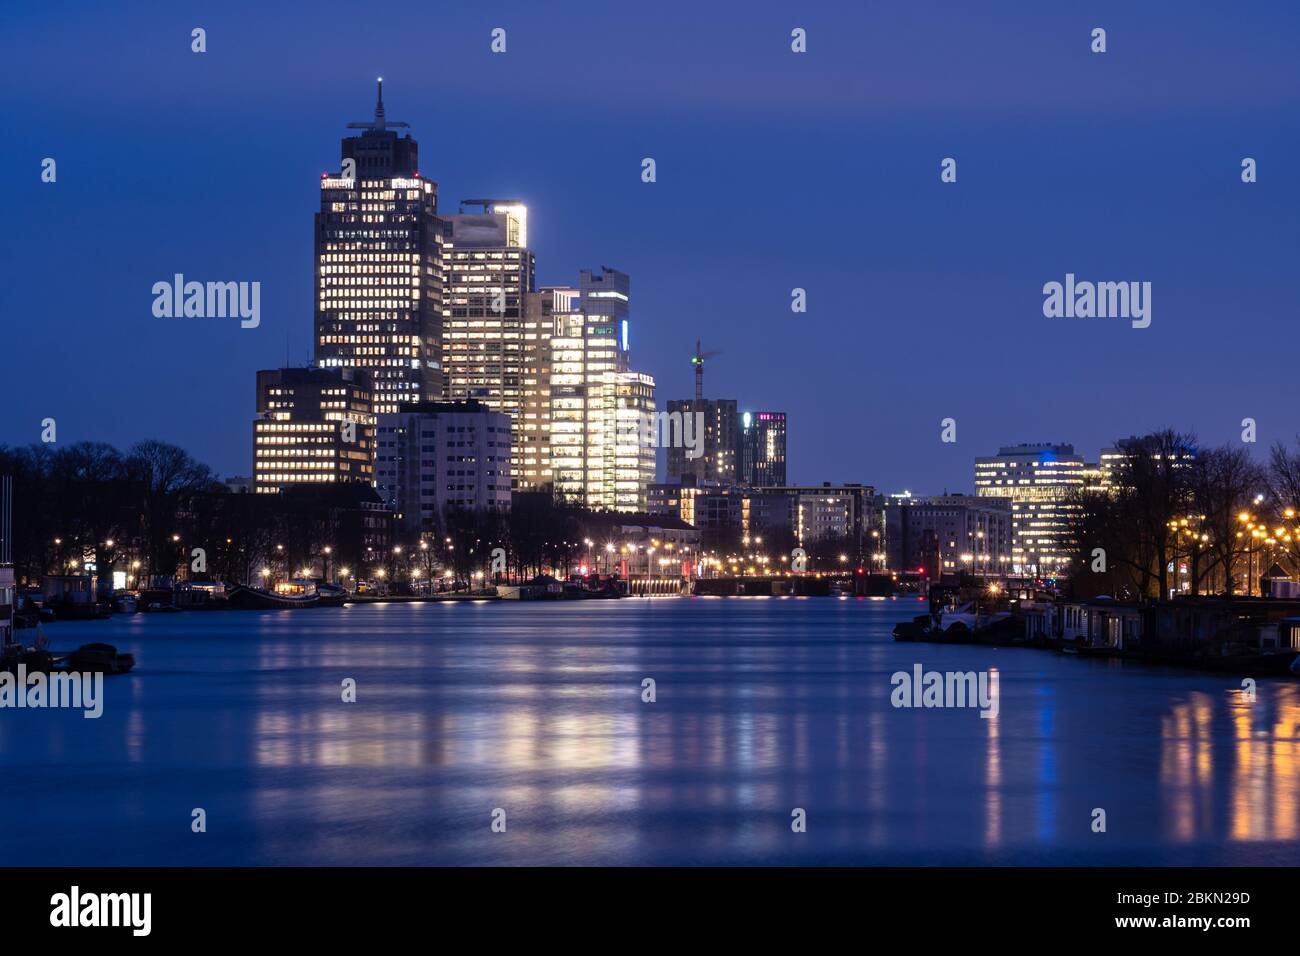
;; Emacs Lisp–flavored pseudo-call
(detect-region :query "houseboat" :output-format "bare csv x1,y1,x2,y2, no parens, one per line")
227,579,325,610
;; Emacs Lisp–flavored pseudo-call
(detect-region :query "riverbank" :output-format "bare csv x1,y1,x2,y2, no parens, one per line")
895,622,1300,678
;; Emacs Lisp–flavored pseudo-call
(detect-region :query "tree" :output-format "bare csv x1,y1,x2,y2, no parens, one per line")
1193,445,1261,595
125,440,215,584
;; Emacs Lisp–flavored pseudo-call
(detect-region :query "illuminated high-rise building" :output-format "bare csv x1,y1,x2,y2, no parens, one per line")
442,201,539,488
518,289,555,490
738,411,787,487
974,442,1086,575
252,367,375,493
667,342,738,484
614,372,658,511
549,269,656,511
666,397,737,484
314,80,448,414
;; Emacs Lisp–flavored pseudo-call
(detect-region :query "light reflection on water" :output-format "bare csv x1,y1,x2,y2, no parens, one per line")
0,598,1298,865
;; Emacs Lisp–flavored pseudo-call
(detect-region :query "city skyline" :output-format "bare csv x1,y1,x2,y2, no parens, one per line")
4,2,1299,493
4,3,1300,901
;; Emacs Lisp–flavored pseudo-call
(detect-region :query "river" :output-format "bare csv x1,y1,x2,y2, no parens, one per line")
2,596,1297,865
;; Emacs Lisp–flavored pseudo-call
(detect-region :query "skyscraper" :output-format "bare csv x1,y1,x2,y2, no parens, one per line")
666,341,737,484
549,269,657,511
666,397,737,484
974,442,1086,575
441,201,537,488
738,411,787,487
517,290,555,491
314,80,448,413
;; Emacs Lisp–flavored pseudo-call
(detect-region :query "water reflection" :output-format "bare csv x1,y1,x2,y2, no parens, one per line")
1158,685,1300,845
1,600,1299,865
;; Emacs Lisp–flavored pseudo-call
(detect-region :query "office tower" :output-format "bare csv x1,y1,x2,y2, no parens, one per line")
974,442,1087,575
614,372,658,511
666,388,738,484
252,367,375,493
738,411,787,486
442,201,540,487
314,80,448,414
374,401,513,534
546,286,586,503
885,494,1014,578
549,269,657,511
666,341,737,484
517,290,555,490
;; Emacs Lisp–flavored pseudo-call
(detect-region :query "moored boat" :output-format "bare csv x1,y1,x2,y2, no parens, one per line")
227,581,321,610
66,642,135,674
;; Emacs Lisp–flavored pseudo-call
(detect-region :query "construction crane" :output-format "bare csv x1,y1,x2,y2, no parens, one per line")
690,338,722,401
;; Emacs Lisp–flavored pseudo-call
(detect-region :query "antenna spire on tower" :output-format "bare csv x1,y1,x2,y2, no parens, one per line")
347,77,409,130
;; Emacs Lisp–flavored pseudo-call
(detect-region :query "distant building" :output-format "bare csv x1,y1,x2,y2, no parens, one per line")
738,411,787,487
252,367,375,494
374,401,512,533
1098,436,1196,492
650,477,874,553
666,398,738,485
588,513,703,553
442,201,540,488
549,269,657,511
665,344,738,485
223,476,253,494
974,443,1086,575
314,80,448,412
517,289,556,491
648,475,730,529
885,494,1013,578
761,483,875,550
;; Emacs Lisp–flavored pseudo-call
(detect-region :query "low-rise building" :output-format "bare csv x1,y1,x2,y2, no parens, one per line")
885,493,1013,578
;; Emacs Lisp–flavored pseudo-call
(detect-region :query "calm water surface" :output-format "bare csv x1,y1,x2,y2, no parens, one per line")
2,597,1299,866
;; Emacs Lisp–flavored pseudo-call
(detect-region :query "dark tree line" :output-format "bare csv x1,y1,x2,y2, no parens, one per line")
0,440,216,591
0,442,709,593
1070,429,1300,601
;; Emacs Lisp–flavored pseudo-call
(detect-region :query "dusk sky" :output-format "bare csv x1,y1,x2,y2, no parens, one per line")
4,1,1298,493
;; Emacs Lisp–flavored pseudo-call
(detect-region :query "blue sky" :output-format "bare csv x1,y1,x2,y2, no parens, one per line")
3,1,1298,491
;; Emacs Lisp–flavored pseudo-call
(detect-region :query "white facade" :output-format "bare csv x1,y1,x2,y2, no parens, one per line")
375,402,512,533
